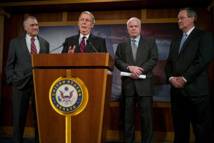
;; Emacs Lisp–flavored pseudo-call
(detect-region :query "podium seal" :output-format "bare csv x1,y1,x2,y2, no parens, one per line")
49,76,88,116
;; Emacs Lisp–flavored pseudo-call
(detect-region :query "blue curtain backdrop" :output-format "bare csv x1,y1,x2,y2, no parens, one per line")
39,23,180,102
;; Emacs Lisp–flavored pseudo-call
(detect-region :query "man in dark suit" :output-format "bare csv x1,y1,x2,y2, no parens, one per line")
115,17,158,143
61,11,107,53
165,7,214,143
5,16,49,143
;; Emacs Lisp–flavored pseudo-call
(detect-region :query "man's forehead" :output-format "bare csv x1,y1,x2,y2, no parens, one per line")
27,18,38,23
80,13,91,18
129,19,139,24
128,22,139,26
179,10,187,15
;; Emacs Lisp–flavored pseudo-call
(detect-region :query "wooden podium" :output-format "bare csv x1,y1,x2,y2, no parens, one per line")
31,53,114,143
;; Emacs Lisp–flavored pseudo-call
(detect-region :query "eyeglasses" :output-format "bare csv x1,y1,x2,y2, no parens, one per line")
79,18,92,23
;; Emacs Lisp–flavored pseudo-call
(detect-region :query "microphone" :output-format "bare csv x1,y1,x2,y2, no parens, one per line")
51,42,67,53
87,40,98,53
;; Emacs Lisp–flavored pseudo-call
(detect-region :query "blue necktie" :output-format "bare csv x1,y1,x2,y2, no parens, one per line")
179,33,187,53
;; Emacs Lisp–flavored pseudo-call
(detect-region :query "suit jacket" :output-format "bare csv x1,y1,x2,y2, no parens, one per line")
61,33,107,53
115,36,158,97
165,28,214,96
5,35,50,89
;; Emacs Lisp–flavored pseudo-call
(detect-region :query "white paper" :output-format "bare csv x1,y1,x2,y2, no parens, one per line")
120,72,146,79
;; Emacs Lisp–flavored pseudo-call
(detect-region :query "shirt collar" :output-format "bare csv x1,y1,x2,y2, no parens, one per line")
130,35,140,43
185,26,195,37
80,33,90,40
26,34,38,41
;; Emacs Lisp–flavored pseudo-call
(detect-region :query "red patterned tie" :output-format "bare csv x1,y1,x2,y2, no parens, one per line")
79,37,86,53
31,38,37,54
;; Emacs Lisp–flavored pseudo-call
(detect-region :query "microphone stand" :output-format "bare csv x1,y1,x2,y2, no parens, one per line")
51,42,67,53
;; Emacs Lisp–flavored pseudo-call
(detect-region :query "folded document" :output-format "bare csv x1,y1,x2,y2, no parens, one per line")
120,72,146,79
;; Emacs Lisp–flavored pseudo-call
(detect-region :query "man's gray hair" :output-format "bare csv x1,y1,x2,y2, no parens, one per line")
179,7,197,23
79,11,95,24
23,16,38,26
127,17,141,28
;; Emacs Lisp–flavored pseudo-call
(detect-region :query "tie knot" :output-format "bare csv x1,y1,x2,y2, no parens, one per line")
31,38,35,42
183,33,188,38
82,37,86,40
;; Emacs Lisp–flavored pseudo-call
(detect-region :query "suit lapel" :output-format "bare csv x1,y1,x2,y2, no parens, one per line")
126,39,135,64
85,34,95,53
20,35,31,59
175,36,182,56
73,34,80,53
135,37,144,63
38,36,44,53
179,28,198,54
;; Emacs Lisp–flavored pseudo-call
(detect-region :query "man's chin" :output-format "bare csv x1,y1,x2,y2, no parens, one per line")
178,25,183,29
131,35,138,39
80,31,90,35
32,33,38,37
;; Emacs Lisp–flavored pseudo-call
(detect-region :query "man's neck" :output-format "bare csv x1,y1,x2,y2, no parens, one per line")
182,25,194,33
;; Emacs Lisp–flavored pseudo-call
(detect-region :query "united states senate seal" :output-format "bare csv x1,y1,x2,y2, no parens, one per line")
49,76,88,116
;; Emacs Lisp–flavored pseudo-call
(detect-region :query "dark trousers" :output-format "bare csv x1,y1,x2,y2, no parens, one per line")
122,94,153,143
12,86,39,143
171,91,212,143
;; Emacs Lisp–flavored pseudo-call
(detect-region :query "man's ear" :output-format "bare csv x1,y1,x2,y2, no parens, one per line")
24,25,27,31
91,24,94,28
190,16,195,23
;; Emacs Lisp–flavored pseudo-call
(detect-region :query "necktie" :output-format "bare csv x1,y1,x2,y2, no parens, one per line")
178,33,187,53
31,38,37,54
131,39,137,61
79,37,86,53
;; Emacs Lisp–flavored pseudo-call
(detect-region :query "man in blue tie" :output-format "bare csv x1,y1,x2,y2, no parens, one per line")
178,33,187,53
165,7,214,143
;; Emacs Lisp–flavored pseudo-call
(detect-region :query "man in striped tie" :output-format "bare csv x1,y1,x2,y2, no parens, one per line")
5,16,49,143
61,11,107,53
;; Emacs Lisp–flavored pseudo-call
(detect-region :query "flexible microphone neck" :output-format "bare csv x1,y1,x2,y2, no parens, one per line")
87,40,98,53
51,42,67,53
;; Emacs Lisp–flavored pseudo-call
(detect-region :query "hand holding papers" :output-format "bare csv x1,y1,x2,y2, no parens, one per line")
120,72,146,79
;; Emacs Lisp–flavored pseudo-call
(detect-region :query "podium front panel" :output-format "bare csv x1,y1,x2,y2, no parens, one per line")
33,67,112,143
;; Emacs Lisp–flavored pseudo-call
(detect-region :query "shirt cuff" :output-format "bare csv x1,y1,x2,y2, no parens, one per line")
169,77,174,82
182,76,187,82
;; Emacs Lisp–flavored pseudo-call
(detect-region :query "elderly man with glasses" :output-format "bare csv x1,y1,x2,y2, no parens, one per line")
62,11,107,53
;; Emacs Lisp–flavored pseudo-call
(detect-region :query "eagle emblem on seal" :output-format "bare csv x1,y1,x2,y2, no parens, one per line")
59,90,74,102
57,86,75,105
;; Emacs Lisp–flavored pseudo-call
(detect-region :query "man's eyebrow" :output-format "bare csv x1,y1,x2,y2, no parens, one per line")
32,23,38,25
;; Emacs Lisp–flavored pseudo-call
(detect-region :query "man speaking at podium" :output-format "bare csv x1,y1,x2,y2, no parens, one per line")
61,11,107,53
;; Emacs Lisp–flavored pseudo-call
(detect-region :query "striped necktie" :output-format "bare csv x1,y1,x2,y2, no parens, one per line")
79,37,86,53
31,38,37,54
